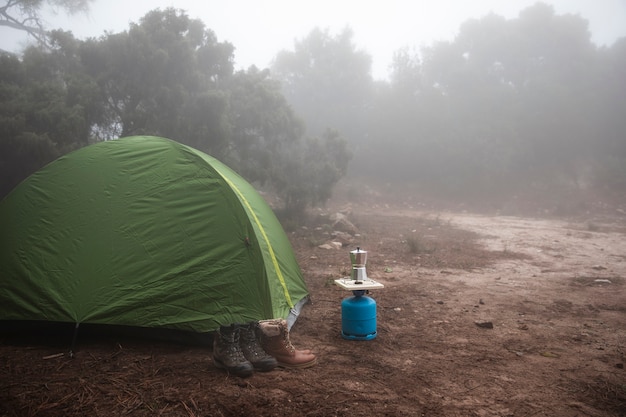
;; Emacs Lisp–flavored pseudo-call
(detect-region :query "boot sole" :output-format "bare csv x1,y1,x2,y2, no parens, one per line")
252,363,278,372
276,357,318,369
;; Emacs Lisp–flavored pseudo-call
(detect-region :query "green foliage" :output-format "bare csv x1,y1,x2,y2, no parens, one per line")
0,38,101,196
2,1,625,212
223,67,304,184
272,27,373,143
364,2,623,200
272,129,351,219
81,8,235,155
0,7,351,211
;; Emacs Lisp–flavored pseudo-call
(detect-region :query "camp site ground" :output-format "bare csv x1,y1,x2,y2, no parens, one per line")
2,192,625,417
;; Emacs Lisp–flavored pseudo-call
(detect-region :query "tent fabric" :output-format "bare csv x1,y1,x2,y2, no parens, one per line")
0,136,309,333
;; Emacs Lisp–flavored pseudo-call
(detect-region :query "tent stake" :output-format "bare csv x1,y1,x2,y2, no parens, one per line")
69,322,80,358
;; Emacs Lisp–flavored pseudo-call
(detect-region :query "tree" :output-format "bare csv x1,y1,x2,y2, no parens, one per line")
1,8,351,212
272,27,373,144
0,0,93,48
223,67,351,216
271,129,351,217
0,30,103,197
82,8,235,155
378,2,603,199
223,66,305,184
591,37,626,191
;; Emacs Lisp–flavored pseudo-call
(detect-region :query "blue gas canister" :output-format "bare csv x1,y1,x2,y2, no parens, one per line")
341,290,377,340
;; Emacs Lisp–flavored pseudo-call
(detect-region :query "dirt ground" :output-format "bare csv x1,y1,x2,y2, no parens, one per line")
1,194,625,416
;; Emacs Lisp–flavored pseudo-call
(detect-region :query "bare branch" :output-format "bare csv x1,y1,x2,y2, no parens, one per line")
0,0,93,48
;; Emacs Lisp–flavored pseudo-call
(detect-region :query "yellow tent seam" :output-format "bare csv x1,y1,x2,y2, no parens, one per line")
213,167,294,308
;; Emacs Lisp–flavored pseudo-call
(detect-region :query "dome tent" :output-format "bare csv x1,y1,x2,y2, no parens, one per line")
0,136,309,336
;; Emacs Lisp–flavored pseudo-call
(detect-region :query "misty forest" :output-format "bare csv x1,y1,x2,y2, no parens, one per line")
3,2,626,416
1,1,625,217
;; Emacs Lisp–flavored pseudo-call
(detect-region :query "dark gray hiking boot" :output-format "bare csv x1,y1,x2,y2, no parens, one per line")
240,322,278,372
212,324,254,377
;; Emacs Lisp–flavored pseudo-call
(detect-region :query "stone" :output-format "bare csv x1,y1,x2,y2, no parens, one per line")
329,212,359,234
474,320,494,329
330,241,343,249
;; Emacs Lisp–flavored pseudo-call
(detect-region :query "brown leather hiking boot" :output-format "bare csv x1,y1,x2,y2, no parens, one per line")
240,322,278,372
257,319,317,369
212,324,254,377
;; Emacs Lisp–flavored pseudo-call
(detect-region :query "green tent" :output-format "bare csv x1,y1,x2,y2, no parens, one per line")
0,136,309,334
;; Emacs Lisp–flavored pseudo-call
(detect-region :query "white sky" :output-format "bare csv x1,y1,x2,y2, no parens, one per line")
2,0,625,79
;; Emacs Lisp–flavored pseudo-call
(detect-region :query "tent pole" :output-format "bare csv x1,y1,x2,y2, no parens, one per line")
69,322,80,358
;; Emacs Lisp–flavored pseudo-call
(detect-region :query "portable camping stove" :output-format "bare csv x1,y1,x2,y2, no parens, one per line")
334,247,384,340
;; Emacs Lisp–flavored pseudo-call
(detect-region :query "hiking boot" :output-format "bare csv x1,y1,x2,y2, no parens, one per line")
240,322,278,372
257,319,317,369
212,324,254,377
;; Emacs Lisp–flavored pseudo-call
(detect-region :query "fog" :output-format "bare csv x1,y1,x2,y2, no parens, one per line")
1,0,625,80
1,1,625,216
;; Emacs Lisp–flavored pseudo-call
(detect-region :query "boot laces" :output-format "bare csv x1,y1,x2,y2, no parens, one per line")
221,332,246,361
241,326,267,358
282,331,295,353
